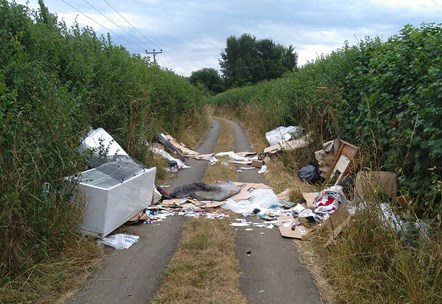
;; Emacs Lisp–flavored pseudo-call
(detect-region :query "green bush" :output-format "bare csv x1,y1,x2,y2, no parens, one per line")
0,0,206,280
212,24,441,220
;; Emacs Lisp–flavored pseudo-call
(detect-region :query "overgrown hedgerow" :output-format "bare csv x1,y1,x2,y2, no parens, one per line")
0,0,207,285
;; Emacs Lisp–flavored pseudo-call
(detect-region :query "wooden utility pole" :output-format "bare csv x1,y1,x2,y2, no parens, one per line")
146,49,162,64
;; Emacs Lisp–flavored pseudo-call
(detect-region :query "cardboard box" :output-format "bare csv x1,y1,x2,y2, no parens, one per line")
252,159,263,168
354,171,397,202
323,204,351,239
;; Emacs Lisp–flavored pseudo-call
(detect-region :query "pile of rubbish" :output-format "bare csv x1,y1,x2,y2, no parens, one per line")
69,125,433,251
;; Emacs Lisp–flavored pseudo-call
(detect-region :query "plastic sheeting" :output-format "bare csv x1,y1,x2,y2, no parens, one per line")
223,188,280,216
97,234,139,250
265,126,303,146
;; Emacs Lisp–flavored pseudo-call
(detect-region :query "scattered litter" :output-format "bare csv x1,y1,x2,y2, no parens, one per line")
69,130,157,238
215,151,254,162
258,165,268,174
97,234,140,250
150,146,190,171
263,133,311,155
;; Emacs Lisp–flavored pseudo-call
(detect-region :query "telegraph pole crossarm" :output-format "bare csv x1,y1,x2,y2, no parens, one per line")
146,49,162,64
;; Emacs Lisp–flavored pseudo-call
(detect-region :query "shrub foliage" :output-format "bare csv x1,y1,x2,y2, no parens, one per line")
0,0,206,280
212,24,441,220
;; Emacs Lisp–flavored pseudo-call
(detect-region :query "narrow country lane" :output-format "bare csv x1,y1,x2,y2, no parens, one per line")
67,121,220,304
226,119,322,304
67,118,321,304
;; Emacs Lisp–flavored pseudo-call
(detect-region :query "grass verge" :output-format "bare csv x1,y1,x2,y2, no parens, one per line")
151,214,246,304
0,236,103,304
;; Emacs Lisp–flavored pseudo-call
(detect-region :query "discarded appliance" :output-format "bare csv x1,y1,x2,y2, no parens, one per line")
70,160,156,238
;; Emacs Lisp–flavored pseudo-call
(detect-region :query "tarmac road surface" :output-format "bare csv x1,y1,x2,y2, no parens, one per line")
67,120,220,304
67,118,322,304
227,119,322,304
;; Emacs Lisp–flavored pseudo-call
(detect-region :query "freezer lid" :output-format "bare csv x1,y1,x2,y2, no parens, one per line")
78,161,147,189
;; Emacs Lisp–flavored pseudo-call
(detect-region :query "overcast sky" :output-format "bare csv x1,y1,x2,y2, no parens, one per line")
13,0,442,76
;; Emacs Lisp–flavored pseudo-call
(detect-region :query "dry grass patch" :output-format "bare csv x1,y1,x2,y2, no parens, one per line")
0,236,103,304
152,215,246,304
307,205,442,304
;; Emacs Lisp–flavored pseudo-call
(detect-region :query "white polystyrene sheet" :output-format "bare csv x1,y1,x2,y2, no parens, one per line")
265,126,303,146
79,128,128,157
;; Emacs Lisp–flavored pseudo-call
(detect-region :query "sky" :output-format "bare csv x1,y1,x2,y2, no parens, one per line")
13,0,442,77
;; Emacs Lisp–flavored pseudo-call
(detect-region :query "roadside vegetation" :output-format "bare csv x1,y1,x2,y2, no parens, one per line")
0,1,207,302
211,23,442,303
2,0,441,303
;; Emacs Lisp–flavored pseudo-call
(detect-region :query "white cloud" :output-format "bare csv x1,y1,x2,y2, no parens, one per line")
369,0,442,10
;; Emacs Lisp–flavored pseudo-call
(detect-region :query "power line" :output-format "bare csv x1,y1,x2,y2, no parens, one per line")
61,0,142,52
102,0,157,48
102,0,175,72
83,0,153,50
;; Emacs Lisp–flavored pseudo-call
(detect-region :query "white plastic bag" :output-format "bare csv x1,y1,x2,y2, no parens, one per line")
98,234,140,250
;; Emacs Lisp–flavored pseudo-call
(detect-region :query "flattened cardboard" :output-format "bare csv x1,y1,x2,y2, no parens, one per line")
323,204,351,239
195,153,215,160
354,171,397,202
164,134,199,157
230,183,272,200
262,156,271,165
202,201,225,208
236,151,256,157
277,215,310,239
277,188,291,201
302,192,320,208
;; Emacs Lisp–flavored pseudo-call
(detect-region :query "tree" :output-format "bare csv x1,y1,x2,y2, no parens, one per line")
219,33,297,88
189,67,224,94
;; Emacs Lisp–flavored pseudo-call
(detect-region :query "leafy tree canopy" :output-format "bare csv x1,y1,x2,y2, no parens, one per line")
219,33,297,88
189,67,225,94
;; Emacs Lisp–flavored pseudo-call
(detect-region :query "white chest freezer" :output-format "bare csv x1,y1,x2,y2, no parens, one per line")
71,161,156,237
